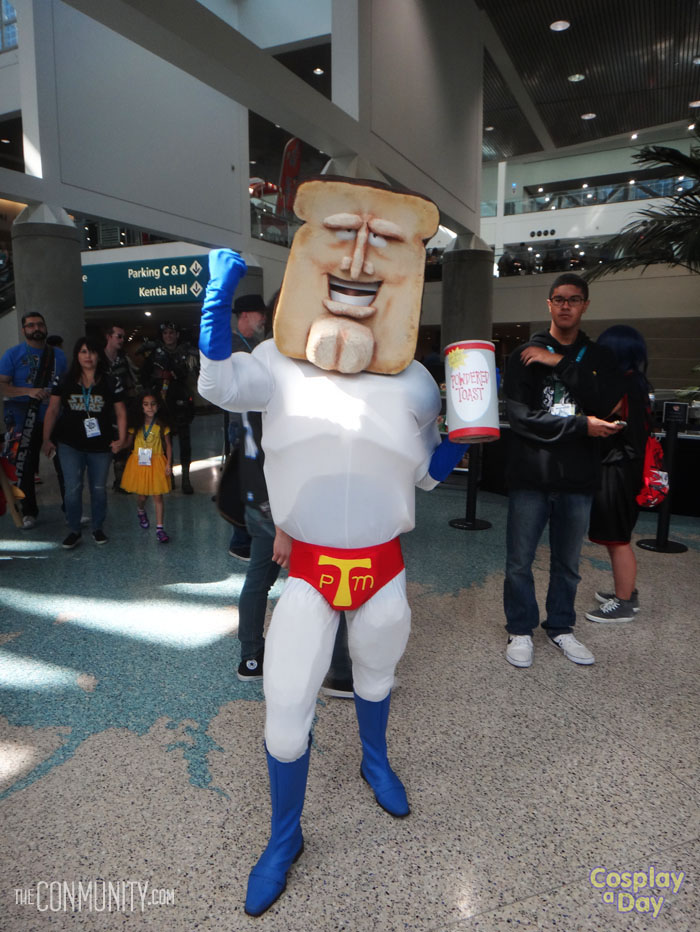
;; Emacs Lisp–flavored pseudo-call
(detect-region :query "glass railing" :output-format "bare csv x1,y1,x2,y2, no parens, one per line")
481,176,694,218
250,201,303,248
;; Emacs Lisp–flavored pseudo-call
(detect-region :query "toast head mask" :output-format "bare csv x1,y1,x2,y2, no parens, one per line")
273,178,439,375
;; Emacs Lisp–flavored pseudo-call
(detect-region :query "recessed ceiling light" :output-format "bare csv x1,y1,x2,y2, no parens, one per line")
537,187,544,192
144,311,152,317
693,57,700,65
0,139,9,144
678,186,684,192
581,112,597,120
689,123,697,130
629,179,635,184
568,73,585,82
587,193,593,198
631,132,638,139
550,20,570,31
678,175,685,181
485,125,495,131
582,183,589,188
313,67,324,75
690,100,700,108
249,160,256,165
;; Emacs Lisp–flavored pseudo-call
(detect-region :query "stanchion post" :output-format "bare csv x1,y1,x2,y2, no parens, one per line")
449,444,491,531
637,416,687,554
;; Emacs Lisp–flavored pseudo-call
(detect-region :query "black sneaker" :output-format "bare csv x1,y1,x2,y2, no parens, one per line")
62,532,82,549
92,530,108,544
237,653,263,681
228,546,251,561
320,676,354,699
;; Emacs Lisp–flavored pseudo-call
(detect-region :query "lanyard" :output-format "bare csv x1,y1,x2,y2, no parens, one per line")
546,344,586,363
81,384,94,414
143,421,154,442
235,331,252,352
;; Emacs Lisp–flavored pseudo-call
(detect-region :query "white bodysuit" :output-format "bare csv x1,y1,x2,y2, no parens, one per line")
199,340,440,760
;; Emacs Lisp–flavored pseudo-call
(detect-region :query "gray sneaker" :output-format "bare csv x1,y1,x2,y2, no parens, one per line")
595,589,639,612
585,597,636,623
549,633,594,665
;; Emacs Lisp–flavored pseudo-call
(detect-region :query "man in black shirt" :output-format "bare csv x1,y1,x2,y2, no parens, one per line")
104,324,138,491
503,273,624,669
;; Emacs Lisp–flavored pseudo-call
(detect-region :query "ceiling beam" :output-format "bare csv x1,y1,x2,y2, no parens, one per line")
480,10,555,153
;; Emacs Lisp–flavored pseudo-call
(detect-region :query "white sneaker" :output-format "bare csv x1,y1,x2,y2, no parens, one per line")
506,635,533,668
550,633,594,665
21,516,36,530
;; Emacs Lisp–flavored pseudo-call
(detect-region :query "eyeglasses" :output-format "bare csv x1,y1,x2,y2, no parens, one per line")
549,295,585,307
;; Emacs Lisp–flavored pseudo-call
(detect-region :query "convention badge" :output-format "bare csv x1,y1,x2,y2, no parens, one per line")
138,447,153,466
550,403,576,417
83,417,101,438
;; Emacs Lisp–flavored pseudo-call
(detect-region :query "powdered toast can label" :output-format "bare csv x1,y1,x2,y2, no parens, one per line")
443,340,500,443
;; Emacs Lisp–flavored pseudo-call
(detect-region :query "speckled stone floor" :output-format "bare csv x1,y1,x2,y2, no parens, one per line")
1,412,698,931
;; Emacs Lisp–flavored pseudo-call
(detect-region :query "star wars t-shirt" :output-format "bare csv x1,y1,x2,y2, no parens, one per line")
52,375,125,452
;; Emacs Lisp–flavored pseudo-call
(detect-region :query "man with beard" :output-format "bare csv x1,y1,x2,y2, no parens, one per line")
0,312,67,527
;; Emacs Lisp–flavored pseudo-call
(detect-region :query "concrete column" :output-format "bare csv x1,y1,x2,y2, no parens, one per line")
441,233,494,347
11,203,84,350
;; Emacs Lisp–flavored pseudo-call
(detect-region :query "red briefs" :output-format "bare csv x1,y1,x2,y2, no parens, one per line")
289,537,404,610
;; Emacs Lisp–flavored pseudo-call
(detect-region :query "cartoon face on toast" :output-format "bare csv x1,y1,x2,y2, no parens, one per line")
273,179,440,375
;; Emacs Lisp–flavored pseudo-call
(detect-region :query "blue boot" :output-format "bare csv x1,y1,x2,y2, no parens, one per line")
354,692,410,818
244,742,310,916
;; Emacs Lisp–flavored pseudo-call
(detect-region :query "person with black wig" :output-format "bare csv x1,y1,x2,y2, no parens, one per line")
585,325,651,622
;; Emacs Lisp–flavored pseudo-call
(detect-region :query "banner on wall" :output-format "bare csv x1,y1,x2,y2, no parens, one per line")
82,255,210,307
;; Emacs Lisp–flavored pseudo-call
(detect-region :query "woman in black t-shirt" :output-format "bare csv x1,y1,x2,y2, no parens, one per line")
42,336,127,548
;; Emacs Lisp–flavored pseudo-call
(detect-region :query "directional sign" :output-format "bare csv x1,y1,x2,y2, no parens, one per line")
82,255,210,307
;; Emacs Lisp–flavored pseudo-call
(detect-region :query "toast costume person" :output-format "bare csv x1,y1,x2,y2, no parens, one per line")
198,178,465,916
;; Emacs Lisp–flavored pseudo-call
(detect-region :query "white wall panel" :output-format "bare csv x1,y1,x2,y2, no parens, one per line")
52,2,247,235
0,52,20,117
369,0,482,224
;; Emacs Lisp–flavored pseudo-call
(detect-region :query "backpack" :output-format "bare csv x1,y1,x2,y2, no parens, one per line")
636,434,668,508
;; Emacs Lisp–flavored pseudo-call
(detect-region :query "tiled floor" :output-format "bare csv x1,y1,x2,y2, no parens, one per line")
1,412,698,931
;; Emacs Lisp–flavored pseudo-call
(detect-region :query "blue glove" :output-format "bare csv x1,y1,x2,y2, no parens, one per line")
199,249,247,360
429,435,469,482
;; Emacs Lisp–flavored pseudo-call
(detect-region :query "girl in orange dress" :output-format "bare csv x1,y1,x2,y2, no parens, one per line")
121,392,172,542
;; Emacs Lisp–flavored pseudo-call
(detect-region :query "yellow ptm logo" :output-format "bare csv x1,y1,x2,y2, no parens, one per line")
318,555,373,607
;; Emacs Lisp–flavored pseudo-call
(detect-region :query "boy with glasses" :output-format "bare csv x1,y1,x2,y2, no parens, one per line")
503,273,624,668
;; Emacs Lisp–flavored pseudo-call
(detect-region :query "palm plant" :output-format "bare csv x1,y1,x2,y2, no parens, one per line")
584,133,700,282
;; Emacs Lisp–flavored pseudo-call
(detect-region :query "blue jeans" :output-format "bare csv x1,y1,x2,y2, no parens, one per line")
504,488,593,637
238,504,281,661
58,444,112,534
